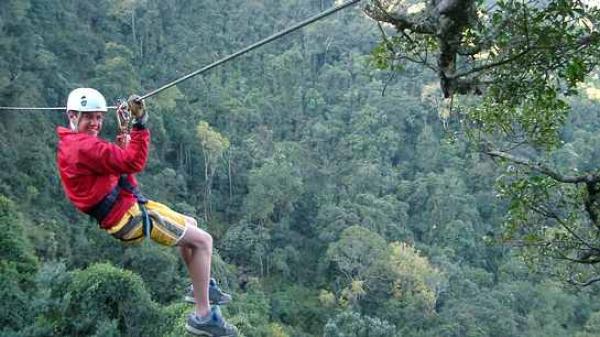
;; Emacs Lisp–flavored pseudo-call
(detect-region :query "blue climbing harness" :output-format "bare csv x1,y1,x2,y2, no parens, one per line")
87,175,153,237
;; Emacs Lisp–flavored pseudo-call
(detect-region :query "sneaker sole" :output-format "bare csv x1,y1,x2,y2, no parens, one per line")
185,323,211,336
185,323,236,337
185,296,232,305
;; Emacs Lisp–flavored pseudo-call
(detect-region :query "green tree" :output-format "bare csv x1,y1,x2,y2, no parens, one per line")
53,263,164,337
0,195,38,335
91,42,139,101
365,0,600,283
242,143,304,224
197,121,230,221
326,226,386,282
323,311,398,337
576,311,600,337
221,220,271,275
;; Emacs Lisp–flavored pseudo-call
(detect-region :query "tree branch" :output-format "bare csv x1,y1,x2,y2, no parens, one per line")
554,252,600,264
568,275,600,286
363,0,436,34
528,203,598,251
396,53,438,72
486,150,599,184
449,48,532,80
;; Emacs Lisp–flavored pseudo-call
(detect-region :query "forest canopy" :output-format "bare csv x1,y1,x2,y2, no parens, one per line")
1,0,600,336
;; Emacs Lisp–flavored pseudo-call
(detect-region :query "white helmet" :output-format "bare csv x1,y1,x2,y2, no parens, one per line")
66,88,107,112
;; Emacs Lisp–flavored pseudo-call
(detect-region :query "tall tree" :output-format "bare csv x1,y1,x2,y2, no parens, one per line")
197,120,230,221
364,0,600,283
0,195,38,335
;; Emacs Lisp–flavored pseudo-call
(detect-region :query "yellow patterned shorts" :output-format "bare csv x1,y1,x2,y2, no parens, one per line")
106,200,191,246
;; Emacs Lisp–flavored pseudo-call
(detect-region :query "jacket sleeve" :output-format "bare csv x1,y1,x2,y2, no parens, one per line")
77,129,150,175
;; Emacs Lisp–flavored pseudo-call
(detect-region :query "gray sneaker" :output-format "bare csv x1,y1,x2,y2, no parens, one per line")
185,308,237,337
185,278,233,305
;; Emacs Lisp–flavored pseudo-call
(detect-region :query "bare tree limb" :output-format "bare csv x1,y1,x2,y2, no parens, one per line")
528,203,598,251
568,275,600,286
449,48,532,80
396,53,438,72
554,252,600,264
364,1,436,34
486,150,600,184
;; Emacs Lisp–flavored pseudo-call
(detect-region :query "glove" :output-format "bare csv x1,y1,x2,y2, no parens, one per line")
127,95,148,129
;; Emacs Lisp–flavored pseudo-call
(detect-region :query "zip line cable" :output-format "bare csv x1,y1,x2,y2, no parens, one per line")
0,107,67,110
139,0,361,101
0,0,361,111
0,105,121,110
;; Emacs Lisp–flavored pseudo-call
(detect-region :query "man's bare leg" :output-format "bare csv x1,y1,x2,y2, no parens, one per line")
177,221,212,317
179,218,196,267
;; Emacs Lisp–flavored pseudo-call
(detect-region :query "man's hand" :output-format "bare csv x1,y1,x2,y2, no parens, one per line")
116,102,130,131
116,132,131,148
127,95,145,119
127,94,148,129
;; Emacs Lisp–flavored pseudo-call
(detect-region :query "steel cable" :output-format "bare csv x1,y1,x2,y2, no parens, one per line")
0,0,361,111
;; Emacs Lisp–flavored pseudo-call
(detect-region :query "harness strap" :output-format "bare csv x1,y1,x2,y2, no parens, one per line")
87,185,121,221
111,215,144,241
139,203,152,237
116,175,148,204
87,175,153,237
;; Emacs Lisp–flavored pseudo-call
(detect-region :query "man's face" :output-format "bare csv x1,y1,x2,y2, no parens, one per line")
72,111,104,136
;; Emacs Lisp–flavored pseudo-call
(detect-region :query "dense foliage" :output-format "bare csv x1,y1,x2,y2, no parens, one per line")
365,0,600,285
1,0,600,336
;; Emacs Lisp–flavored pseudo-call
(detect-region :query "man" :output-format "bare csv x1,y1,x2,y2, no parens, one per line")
56,88,237,337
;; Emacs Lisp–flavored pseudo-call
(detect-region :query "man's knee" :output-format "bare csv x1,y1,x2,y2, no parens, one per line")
185,216,198,228
200,230,213,248
183,225,212,250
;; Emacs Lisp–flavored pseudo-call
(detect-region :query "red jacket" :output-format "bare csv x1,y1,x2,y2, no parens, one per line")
56,126,150,229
